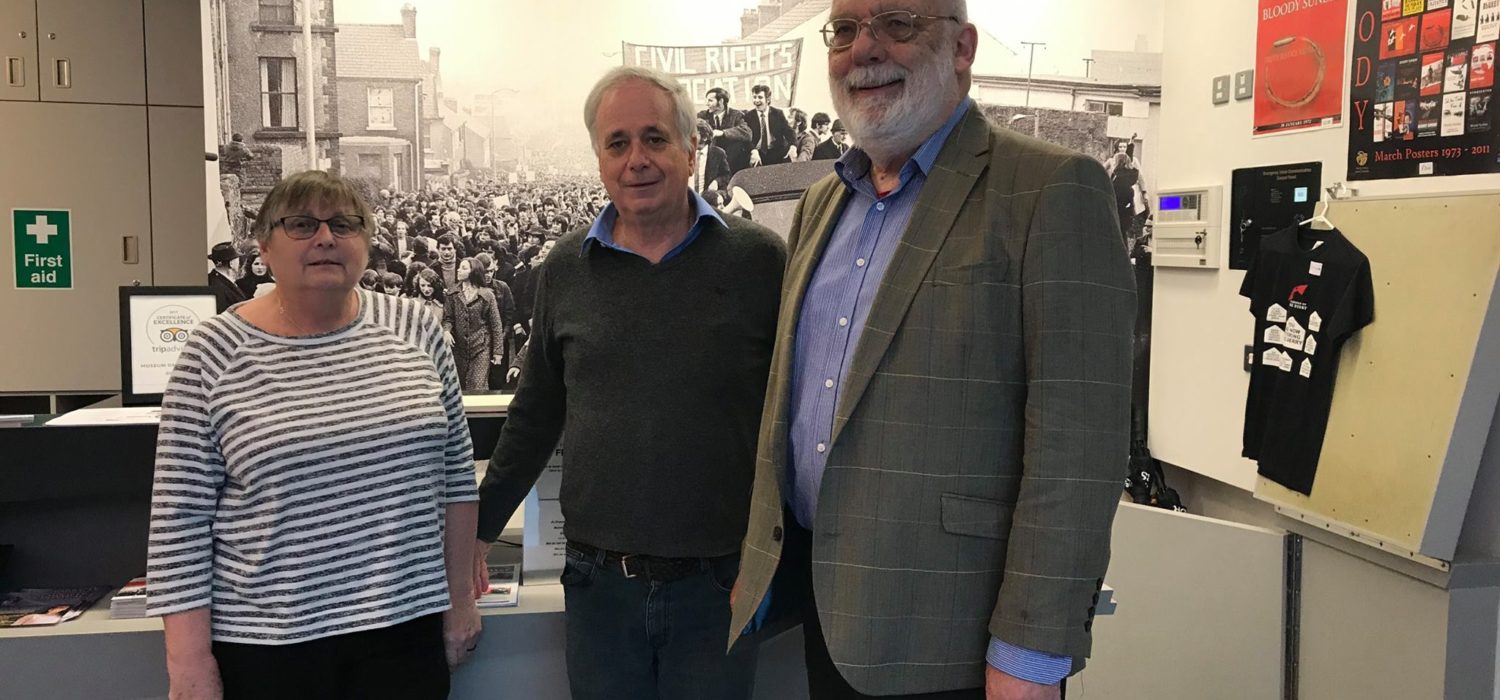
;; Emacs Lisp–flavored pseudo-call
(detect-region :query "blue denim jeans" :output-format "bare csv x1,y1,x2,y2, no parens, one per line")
561,543,759,700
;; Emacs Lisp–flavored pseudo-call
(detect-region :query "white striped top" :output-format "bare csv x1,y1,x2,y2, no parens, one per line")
146,290,478,644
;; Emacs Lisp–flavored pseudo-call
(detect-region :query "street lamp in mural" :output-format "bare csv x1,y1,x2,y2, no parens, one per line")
1020,41,1046,109
302,0,316,170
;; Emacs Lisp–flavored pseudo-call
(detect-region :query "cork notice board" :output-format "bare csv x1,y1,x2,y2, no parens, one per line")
1254,193,1500,563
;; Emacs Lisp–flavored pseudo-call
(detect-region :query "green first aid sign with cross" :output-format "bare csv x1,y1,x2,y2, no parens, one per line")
13,209,72,290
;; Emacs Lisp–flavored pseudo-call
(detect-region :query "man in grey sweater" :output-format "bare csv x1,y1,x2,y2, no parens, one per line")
473,66,785,700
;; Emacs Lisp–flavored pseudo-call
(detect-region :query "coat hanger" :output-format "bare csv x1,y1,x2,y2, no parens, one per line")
1299,198,1334,231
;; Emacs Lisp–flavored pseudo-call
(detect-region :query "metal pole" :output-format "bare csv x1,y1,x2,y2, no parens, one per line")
303,0,316,170
1021,41,1045,109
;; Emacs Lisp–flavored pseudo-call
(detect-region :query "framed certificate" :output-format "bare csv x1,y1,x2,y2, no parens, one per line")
119,286,217,405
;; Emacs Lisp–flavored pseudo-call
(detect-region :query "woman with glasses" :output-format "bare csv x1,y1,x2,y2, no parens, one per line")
146,170,481,699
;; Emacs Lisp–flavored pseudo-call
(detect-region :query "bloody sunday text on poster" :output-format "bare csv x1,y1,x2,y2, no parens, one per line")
1256,0,1350,135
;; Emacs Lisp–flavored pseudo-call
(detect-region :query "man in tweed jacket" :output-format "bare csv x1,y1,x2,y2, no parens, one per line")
727,1,1135,698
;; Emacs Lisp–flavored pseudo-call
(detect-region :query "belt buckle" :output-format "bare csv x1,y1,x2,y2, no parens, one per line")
620,554,638,579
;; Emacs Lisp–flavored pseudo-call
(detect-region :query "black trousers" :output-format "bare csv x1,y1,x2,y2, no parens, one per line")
781,521,1065,700
212,613,449,700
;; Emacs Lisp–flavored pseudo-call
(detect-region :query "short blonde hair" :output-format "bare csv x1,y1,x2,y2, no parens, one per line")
253,170,374,245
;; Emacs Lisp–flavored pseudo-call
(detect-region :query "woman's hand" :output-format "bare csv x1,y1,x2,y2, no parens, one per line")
167,650,223,700
164,609,221,700
443,601,483,669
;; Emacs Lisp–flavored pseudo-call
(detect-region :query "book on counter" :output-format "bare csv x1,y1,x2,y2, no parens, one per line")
477,563,519,608
462,392,512,415
110,576,149,619
0,586,111,627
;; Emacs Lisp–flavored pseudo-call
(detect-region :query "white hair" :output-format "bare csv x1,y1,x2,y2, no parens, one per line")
582,66,696,154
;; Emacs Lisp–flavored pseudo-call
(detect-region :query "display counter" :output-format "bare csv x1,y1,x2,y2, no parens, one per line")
0,546,576,699
0,402,502,591
0,400,1108,699
0,401,811,699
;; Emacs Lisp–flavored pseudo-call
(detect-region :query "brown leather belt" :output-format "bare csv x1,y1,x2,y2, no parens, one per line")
568,541,722,583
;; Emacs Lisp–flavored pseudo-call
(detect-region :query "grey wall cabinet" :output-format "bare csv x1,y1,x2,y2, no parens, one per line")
0,0,203,394
2,0,157,105
0,0,39,101
149,106,209,285
36,0,146,104
0,102,153,392
144,0,202,107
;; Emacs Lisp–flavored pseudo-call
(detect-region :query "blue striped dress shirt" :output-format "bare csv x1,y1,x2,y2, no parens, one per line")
784,98,1071,686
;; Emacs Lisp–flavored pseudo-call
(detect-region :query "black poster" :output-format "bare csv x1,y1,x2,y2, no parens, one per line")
1348,0,1499,180
1230,162,1323,270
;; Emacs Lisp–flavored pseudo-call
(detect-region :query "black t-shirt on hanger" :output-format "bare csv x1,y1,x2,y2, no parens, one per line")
1240,225,1374,495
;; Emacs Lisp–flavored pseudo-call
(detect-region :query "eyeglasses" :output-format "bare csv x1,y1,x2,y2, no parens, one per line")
821,10,961,50
276,215,367,239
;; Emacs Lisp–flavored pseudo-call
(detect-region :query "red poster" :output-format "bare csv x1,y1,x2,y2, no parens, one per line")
1256,0,1350,134
1420,9,1453,51
1380,17,1420,59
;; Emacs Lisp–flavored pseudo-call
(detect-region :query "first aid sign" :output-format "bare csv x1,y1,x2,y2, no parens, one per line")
13,209,72,290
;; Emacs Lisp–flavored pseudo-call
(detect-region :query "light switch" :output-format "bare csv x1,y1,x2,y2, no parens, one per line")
1234,70,1255,100
1212,75,1231,105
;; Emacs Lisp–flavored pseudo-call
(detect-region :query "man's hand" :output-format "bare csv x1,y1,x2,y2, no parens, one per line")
506,367,521,383
712,129,725,138
442,601,482,669
750,149,762,167
491,353,504,366
166,650,223,700
473,539,492,600
986,666,1061,700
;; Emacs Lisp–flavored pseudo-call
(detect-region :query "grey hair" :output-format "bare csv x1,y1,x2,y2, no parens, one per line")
582,66,697,154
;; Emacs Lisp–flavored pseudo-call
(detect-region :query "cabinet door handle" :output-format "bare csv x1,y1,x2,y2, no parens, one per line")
4,57,21,87
53,58,70,88
123,236,139,265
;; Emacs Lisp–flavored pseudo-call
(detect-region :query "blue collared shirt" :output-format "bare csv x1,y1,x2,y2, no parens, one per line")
581,190,724,262
784,97,1072,686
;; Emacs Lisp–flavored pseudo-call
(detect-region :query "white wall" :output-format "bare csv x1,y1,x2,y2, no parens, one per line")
1153,0,1500,491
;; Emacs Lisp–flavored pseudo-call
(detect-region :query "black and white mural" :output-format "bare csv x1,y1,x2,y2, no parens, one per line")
201,0,1163,401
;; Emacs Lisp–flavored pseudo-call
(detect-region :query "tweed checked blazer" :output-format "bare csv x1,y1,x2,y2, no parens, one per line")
728,108,1135,695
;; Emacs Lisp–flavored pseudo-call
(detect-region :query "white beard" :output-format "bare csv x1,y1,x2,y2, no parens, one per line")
829,42,959,164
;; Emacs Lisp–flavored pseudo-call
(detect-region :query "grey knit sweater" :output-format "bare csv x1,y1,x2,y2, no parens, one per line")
477,214,786,557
